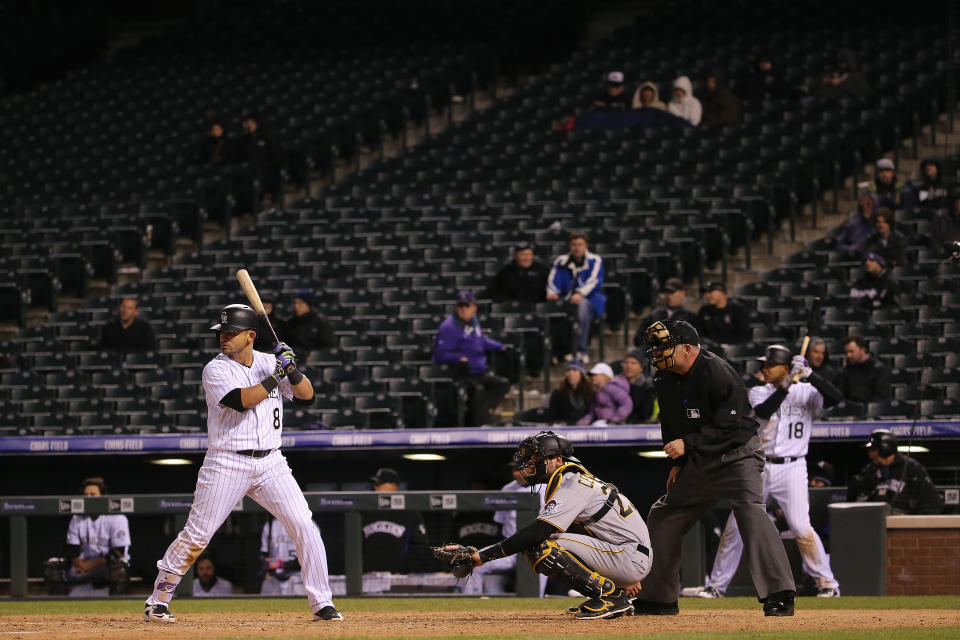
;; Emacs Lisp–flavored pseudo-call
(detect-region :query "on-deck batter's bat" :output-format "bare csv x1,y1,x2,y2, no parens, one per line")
790,296,822,382
236,268,282,347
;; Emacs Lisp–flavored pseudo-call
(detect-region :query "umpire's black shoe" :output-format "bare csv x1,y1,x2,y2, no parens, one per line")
762,591,795,617
632,599,679,616
313,605,344,621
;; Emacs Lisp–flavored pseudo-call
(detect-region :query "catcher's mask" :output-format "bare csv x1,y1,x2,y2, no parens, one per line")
516,431,567,484
642,319,699,370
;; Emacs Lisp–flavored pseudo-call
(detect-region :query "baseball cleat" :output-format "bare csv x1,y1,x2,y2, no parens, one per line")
762,591,795,617
143,603,175,623
697,586,723,598
313,605,344,621
632,599,679,615
817,587,840,598
574,589,634,620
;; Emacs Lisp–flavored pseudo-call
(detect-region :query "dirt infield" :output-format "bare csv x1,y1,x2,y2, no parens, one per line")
3,608,960,639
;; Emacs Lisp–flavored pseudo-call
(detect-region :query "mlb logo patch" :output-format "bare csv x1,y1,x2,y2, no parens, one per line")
686,408,701,419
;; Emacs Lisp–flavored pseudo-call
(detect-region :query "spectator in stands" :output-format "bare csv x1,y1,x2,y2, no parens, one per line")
701,70,741,126
864,208,907,267
905,157,952,212
282,290,334,356
591,71,631,112
198,120,238,165
817,49,871,99
869,158,904,210
619,349,657,423
434,290,509,427
259,516,306,596
193,555,234,596
546,232,606,363
667,75,702,125
362,468,429,572
241,114,282,204
695,282,751,345
253,294,279,353
934,195,960,246
848,430,942,515
632,81,667,110
481,242,549,303
634,278,698,347
835,191,878,253
43,477,131,596
738,55,786,101
99,298,156,353
839,335,891,403
809,460,834,488
849,252,900,310
807,338,841,388
547,361,596,425
577,363,633,425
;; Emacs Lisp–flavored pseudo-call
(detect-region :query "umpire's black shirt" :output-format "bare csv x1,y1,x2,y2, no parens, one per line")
654,348,759,457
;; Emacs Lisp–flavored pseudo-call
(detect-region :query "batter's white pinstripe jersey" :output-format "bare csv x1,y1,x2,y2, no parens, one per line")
66,515,131,562
748,382,823,458
202,351,294,451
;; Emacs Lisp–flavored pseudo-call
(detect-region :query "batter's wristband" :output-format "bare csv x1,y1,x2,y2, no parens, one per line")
286,367,304,385
261,375,279,393
478,543,506,563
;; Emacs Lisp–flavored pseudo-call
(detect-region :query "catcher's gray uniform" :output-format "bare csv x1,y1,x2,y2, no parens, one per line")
538,463,651,586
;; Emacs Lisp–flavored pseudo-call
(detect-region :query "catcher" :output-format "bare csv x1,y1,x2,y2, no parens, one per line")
434,431,651,619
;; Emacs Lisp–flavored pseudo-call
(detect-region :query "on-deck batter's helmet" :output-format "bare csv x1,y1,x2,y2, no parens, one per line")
642,319,699,370
515,431,567,484
865,429,898,457
210,304,259,333
758,345,792,366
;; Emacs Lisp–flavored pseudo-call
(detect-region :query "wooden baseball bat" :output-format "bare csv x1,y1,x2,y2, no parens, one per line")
791,296,822,382
236,268,282,347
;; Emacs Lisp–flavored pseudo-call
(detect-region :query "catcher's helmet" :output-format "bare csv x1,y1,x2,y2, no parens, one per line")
641,319,699,370
210,304,259,333
515,431,568,484
865,429,898,457
758,345,792,366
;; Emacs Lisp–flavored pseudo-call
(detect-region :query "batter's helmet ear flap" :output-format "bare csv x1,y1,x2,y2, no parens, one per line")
866,429,898,457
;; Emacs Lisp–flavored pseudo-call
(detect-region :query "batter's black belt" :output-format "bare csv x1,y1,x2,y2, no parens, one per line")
236,449,276,458
766,455,803,464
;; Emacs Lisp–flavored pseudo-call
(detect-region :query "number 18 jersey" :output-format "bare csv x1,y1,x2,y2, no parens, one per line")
748,382,822,458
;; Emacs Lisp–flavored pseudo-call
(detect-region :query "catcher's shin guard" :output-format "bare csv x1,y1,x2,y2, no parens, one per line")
524,539,615,598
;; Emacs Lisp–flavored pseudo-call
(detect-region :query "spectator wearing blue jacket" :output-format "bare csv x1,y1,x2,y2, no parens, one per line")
546,232,606,362
434,291,509,427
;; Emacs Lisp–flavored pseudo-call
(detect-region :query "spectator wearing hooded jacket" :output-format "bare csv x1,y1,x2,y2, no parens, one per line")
817,49,871,99
632,81,667,110
807,338,841,389
739,56,787,101
836,191,879,253
904,157,952,212
577,363,633,425
701,70,741,126
869,158,905,210
433,290,509,427
849,252,900,310
668,76,702,125
547,232,606,362
864,208,907,267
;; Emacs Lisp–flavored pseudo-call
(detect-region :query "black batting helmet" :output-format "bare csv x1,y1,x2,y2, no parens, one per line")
515,431,567,484
642,319,699,370
210,304,259,333
865,429,898,457
758,345,792,366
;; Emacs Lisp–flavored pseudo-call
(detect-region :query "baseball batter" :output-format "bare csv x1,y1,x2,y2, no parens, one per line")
459,431,652,620
143,304,341,623
701,345,841,598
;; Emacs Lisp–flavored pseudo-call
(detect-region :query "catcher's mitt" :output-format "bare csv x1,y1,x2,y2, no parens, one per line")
432,543,478,578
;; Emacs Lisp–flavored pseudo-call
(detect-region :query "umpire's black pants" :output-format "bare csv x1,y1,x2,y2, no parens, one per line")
459,373,510,427
640,436,796,602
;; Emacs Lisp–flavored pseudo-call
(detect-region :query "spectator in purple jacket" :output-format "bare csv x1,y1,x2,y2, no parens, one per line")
578,363,633,425
434,290,509,427
836,191,879,253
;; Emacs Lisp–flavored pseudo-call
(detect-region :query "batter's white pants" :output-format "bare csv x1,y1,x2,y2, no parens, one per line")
462,555,548,595
154,449,333,610
705,458,838,593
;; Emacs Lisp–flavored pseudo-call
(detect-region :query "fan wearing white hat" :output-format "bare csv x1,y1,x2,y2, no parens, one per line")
577,363,633,425
590,71,631,112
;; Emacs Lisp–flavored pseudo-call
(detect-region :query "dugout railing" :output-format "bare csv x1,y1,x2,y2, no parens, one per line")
0,491,540,599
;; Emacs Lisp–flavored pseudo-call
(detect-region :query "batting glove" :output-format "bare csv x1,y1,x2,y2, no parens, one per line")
274,341,296,359
790,355,812,380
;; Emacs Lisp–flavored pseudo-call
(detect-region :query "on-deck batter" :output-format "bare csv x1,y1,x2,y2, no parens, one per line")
701,345,842,598
143,304,341,623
